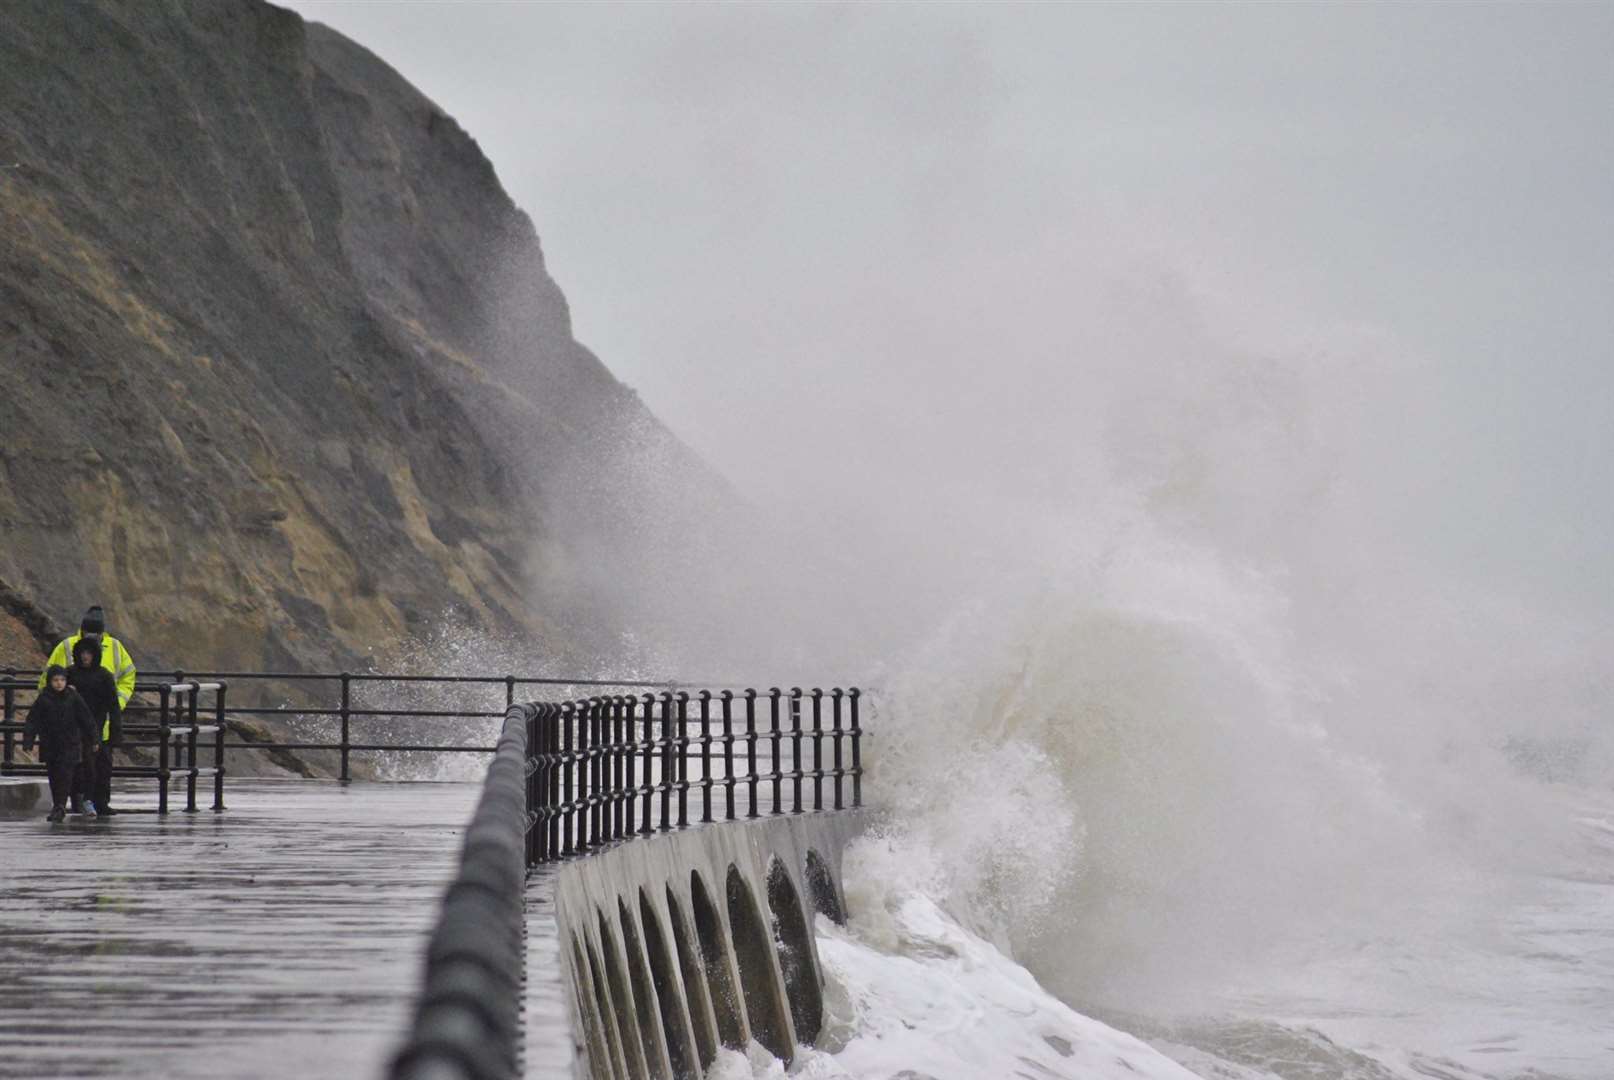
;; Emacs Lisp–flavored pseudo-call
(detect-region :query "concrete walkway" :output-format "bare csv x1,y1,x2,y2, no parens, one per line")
0,779,480,1079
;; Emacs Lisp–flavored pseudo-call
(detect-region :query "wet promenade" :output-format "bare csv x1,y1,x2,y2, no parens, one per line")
0,779,480,1079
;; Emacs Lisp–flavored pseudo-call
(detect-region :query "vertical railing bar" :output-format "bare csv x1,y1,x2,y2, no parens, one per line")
676,692,690,829
790,688,803,814
850,688,863,808
186,687,200,812
832,688,844,811
590,699,604,849
3,683,14,776
529,704,540,866
659,692,674,831
640,693,656,835
810,687,823,812
769,688,783,815
698,690,713,824
339,672,352,783
744,689,759,819
562,703,576,855
623,696,637,838
721,690,735,821
213,684,228,811
157,685,171,816
614,697,627,840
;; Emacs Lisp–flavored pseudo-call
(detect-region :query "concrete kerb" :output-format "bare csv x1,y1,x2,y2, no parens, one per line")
0,777,48,818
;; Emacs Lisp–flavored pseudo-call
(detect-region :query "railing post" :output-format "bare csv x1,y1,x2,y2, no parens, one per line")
622,696,637,838
769,688,783,815
831,688,844,810
579,700,594,852
850,688,863,808
675,692,690,829
640,693,656,835
699,690,713,824
547,705,562,861
185,686,201,812
157,685,171,815
744,689,759,819
790,688,803,814
658,692,674,831
561,703,576,856
811,687,824,811
3,683,14,776
339,672,352,783
593,698,605,846
213,684,228,811
526,706,539,867
610,696,624,841
505,675,515,709
721,690,735,821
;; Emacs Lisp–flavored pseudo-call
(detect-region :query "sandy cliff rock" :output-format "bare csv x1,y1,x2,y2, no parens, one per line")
0,0,694,683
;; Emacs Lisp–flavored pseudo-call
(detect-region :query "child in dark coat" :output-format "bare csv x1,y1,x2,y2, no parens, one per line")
22,665,99,822
67,638,122,816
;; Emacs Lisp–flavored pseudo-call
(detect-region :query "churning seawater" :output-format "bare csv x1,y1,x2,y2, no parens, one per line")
703,546,1614,1080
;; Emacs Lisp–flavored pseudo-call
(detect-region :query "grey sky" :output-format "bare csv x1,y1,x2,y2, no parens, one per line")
280,1,1612,622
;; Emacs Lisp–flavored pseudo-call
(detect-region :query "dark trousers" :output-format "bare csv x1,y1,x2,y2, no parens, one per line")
46,759,75,807
70,746,112,808
91,745,112,809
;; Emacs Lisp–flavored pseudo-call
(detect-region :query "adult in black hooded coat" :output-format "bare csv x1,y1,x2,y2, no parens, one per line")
23,665,98,822
67,638,122,815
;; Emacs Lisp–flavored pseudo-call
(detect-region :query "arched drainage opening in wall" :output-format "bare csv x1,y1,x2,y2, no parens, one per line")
619,897,682,1080
767,859,824,1044
726,863,794,1062
689,870,747,1051
666,885,720,1069
573,937,618,1080
638,889,702,1078
598,912,650,1080
586,937,628,1080
804,849,846,925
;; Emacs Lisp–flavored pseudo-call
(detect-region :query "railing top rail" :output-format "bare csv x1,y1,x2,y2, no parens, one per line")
1,668,755,689
0,677,225,693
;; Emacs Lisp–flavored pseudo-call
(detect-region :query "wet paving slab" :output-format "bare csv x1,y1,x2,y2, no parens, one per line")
0,779,481,1079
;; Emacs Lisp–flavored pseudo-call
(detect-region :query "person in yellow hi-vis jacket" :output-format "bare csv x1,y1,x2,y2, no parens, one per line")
40,605,136,815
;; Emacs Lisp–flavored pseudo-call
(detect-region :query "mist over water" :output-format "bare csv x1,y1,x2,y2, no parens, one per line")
561,231,1613,1078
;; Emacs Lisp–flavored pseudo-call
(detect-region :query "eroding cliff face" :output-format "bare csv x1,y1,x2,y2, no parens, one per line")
0,0,689,674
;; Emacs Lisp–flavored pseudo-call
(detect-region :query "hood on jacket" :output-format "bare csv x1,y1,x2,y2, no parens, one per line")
73,638,101,666
44,664,69,690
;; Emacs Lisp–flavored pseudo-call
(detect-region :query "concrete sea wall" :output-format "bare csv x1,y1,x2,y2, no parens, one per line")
547,811,864,1080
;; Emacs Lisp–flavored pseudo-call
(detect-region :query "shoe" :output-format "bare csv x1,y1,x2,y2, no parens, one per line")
97,805,117,817
46,805,65,823
83,800,99,817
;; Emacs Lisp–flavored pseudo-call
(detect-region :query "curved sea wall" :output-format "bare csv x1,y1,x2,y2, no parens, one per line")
548,810,864,1080
392,692,866,1080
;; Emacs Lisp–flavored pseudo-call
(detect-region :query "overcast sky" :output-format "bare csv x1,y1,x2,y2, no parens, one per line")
280,1,1612,622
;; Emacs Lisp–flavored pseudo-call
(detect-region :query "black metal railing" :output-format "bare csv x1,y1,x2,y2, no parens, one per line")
390,684,864,1080
0,678,227,813
523,686,863,866
1,668,718,781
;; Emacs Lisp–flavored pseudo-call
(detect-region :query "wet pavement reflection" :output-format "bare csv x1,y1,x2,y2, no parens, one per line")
0,779,479,1079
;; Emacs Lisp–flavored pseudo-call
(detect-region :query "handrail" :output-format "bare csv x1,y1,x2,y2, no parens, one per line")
390,705,530,1080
